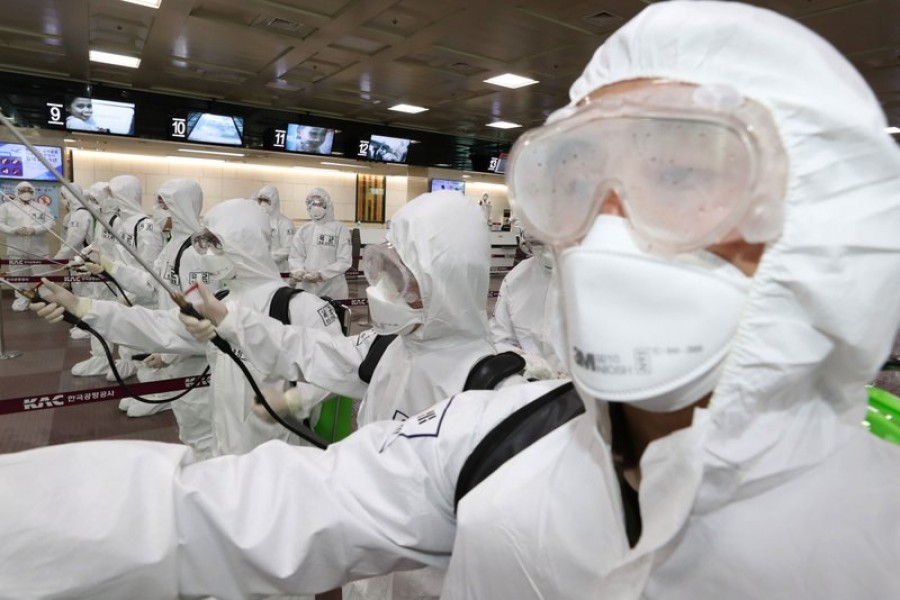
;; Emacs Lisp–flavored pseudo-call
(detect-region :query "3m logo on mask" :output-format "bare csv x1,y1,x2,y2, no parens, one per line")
23,395,65,411
573,347,632,375
316,234,336,247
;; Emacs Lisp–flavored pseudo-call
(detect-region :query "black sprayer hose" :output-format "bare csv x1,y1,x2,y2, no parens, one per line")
175,303,329,449
60,310,209,404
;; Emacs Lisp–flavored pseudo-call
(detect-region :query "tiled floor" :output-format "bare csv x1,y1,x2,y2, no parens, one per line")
0,276,503,455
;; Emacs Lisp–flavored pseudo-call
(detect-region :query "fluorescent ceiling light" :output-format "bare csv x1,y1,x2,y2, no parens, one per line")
486,120,521,129
434,163,451,167
63,138,76,143
320,161,370,169
89,50,141,69
886,126,900,134
462,175,472,178
120,0,162,7
178,148,245,157
389,103,429,114
484,73,538,89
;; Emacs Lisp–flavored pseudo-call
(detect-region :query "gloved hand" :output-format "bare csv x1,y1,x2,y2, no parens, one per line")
142,354,169,369
177,283,227,342
252,386,307,423
303,271,323,283
15,227,34,236
76,247,115,275
29,278,92,323
289,271,307,284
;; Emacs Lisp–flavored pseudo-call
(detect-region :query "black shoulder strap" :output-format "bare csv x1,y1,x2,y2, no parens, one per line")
463,351,526,391
454,382,583,512
269,286,304,325
171,237,193,285
132,216,149,246
358,334,398,383
109,214,119,227
321,295,351,336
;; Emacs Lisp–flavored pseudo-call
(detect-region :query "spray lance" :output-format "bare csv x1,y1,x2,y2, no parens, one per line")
0,112,326,448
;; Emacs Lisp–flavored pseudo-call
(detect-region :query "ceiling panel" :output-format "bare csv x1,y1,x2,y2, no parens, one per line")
0,0,896,170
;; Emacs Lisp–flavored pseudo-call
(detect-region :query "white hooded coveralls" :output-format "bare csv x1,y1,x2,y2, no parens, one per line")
2,3,900,599
489,255,566,376
129,179,217,458
0,182,56,277
255,185,295,275
289,187,351,300
52,183,93,262
68,199,339,456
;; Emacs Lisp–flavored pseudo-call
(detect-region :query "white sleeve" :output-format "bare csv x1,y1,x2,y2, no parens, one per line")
107,261,157,302
489,278,518,348
83,300,206,355
0,204,17,234
53,210,92,260
317,224,352,280
0,385,549,599
217,303,371,399
271,218,294,267
288,226,308,273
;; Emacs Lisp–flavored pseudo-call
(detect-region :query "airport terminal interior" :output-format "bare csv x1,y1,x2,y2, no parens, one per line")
1,0,899,448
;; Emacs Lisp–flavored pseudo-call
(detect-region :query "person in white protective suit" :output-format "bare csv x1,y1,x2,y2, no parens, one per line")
3,3,900,599
33,198,341,457
0,180,56,311
51,183,94,339
67,181,127,376
289,187,351,300
86,179,217,449
254,184,295,276
182,190,521,600
489,222,567,379
73,175,164,386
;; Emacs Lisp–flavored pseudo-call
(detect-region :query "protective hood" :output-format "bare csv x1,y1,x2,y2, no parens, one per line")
559,1,900,476
255,185,282,214
59,183,83,212
306,187,334,222
158,179,203,238
108,175,145,221
88,181,115,215
386,191,491,344
202,198,282,293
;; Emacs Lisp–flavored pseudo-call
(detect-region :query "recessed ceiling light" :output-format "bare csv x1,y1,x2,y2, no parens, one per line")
886,126,900,134
89,50,141,69
486,121,521,129
389,104,429,114
120,0,162,7
484,73,538,89
177,148,245,157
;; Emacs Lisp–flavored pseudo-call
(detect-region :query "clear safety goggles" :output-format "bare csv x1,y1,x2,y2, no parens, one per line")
306,196,326,209
507,82,787,254
190,228,225,256
361,242,420,303
155,194,169,211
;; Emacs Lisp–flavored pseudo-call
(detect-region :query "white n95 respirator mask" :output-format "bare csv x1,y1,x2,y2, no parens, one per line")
308,206,326,220
197,254,235,282
367,278,424,336
558,214,751,413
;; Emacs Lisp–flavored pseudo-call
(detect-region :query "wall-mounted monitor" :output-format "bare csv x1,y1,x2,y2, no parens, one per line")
47,97,135,135
0,143,63,181
170,111,244,146
357,134,410,163
430,179,465,193
270,123,335,155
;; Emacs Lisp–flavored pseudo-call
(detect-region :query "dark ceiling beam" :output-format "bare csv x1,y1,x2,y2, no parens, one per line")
132,0,199,89
59,0,91,81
